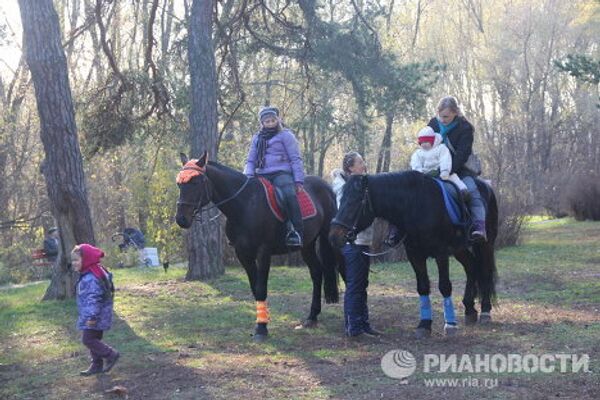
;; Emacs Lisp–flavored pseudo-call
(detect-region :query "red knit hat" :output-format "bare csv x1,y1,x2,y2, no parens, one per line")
417,126,436,146
418,136,435,146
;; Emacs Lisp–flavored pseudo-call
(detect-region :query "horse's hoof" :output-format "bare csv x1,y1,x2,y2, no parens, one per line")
479,312,492,324
465,312,479,325
302,319,318,328
415,327,432,339
253,333,268,343
444,323,459,336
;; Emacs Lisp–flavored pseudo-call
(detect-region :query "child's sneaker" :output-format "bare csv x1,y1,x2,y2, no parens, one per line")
103,351,120,373
80,361,103,376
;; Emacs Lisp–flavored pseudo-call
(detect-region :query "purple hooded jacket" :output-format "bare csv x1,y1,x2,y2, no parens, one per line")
243,128,305,183
76,245,114,331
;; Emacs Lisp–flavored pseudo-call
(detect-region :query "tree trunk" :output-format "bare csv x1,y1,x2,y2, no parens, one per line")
350,79,369,156
18,0,96,300
376,111,394,173
186,0,224,280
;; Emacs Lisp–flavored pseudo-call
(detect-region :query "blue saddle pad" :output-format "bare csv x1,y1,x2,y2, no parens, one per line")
433,178,467,226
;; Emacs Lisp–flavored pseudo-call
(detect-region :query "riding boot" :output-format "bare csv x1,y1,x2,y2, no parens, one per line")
471,220,487,242
285,198,304,248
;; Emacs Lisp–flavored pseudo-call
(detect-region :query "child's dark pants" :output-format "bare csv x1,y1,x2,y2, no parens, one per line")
82,330,114,365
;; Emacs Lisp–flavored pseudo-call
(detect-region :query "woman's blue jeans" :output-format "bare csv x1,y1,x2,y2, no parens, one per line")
342,243,371,336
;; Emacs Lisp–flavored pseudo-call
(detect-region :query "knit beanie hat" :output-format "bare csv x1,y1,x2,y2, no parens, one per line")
417,126,436,146
258,106,279,122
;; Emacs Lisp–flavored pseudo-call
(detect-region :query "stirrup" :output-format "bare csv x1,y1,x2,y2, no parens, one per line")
285,230,303,247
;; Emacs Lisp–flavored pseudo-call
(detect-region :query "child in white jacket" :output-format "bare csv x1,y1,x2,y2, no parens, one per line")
410,126,468,193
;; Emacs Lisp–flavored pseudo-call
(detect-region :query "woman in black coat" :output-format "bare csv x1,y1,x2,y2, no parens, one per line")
427,96,487,242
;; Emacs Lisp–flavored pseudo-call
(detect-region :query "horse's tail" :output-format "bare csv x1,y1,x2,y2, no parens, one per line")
473,187,498,305
319,232,340,303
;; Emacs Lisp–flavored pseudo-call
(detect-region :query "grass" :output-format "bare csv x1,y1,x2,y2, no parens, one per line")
1,218,599,399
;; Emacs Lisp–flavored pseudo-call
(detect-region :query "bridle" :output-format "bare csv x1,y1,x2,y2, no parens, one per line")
331,177,373,243
331,176,406,257
176,164,250,224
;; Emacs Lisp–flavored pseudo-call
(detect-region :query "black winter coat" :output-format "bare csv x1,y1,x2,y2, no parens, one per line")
427,116,475,176
43,237,59,262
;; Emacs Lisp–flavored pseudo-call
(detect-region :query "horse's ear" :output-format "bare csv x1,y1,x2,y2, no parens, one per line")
196,151,208,168
180,153,189,165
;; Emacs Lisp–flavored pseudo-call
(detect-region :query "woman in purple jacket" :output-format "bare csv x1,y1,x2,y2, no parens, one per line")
244,106,305,247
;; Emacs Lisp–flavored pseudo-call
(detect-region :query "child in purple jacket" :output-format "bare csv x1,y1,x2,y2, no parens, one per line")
72,244,119,376
244,106,305,247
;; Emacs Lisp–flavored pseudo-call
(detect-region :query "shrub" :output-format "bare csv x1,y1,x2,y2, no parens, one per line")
495,195,526,249
565,172,600,221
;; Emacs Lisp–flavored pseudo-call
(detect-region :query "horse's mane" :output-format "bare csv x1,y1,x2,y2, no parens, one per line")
369,170,423,188
367,170,432,214
207,160,247,178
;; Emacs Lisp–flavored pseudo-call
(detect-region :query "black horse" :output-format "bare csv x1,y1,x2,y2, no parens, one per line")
329,171,497,338
175,152,341,341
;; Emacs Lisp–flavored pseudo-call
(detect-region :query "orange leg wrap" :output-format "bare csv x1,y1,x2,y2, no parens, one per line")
256,301,270,323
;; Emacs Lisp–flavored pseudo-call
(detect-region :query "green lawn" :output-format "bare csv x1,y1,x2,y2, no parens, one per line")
1,218,599,399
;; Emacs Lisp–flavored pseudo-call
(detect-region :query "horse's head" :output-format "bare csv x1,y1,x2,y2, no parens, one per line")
175,151,213,229
329,174,375,248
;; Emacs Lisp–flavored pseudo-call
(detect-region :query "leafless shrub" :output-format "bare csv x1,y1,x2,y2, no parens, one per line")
565,172,600,221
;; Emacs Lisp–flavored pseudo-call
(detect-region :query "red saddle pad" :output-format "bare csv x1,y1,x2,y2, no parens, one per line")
258,177,317,222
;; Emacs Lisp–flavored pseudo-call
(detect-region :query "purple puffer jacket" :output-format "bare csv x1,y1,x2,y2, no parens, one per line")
77,272,113,331
243,128,305,183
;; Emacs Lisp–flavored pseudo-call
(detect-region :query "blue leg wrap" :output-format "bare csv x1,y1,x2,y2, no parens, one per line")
443,296,456,324
420,295,432,320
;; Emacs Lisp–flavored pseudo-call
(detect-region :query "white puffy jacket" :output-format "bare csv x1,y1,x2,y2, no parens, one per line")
410,133,453,178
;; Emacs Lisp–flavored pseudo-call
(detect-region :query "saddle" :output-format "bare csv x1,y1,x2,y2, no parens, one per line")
258,177,317,222
434,177,492,241
433,178,471,227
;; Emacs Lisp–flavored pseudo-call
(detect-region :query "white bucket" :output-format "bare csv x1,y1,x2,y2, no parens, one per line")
142,247,160,267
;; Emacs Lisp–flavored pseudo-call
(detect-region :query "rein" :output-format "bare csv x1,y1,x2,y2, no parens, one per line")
361,234,406,258
206,177,251,211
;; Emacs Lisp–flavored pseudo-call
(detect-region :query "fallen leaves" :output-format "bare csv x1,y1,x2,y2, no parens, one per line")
105,385,129,398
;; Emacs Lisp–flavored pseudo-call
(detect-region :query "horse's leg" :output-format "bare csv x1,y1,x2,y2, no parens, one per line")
253,246,272,341
435,255,458,336
407,249,432,339
474,242,496,324
235,248,268,340
300,240,322,328
454,249,479,325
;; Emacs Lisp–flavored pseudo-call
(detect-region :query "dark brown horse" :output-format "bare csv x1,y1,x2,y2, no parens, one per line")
329,171,498,338
175,152,341,341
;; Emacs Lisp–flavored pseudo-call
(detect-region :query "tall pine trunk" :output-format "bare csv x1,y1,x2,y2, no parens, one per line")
376,111,394,173
19,0,96,299
185,0,224,280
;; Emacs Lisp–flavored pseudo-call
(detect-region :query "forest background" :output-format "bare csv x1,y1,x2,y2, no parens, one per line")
0,0,598,286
